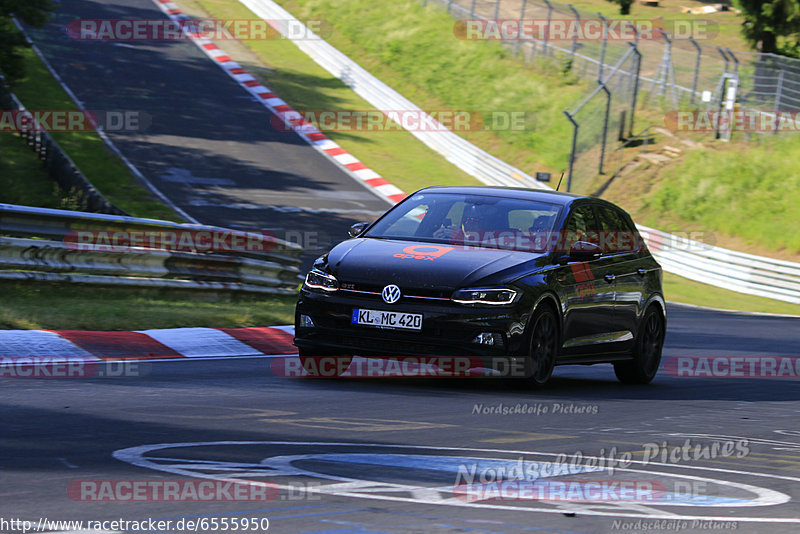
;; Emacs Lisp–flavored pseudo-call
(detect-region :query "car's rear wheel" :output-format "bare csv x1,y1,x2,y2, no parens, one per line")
614,306,665,384
522,305,560,388
298,348,353,377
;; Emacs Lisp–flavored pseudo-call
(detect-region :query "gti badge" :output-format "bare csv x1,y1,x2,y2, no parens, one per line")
381,284,401,304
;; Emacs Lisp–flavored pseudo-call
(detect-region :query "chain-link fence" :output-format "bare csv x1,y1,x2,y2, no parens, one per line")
563,44,640,194
427,0,800,190
435,0,800,111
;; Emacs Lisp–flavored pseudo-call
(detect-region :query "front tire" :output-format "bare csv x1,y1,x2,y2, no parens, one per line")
298,348,352,377
614,306,665,384
522,305,560,388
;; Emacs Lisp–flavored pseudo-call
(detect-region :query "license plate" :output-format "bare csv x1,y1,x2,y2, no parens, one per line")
352,308,422,330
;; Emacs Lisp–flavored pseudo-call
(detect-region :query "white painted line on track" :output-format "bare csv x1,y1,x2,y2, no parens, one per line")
113,441,800,523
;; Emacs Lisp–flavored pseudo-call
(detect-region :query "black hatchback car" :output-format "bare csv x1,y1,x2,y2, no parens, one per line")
294,186,665,386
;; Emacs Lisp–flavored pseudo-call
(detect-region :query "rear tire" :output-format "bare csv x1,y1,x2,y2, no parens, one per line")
298,348,352,377
614,306,665,384
522,305,560,388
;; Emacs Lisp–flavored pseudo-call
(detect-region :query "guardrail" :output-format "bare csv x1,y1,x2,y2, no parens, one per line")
0,81,125,215
235,0,800,306
239,0,548,191
0,204,303,294
637,225,800,305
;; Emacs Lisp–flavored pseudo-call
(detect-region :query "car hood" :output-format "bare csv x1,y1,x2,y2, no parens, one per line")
325,238,548,290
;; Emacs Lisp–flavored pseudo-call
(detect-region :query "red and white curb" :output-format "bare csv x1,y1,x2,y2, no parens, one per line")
0,326,296,363
151,0,406,205
0,326,479,378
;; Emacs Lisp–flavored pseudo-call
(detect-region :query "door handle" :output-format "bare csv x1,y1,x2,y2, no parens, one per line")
604,274,616,283
637,268,647,276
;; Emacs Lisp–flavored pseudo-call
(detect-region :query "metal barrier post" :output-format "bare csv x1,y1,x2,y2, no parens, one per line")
628,42,641,138
598,12,608,82
543,0,552,56
563,110,578,191
717,46,730,76
689,37,702,107
599,84,611,174
727,48,739,77
515,0,528,56
567,4,580,61
775,69,785,135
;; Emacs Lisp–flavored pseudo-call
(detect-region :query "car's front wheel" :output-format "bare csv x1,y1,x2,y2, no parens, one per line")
614,305,665,384
522,305,560,388
298,348,353,377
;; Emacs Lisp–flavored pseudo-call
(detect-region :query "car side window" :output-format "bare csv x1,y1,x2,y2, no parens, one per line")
564,205,600,250
595,206,638,253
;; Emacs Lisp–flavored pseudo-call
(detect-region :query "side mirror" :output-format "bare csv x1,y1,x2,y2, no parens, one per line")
349,222,370,238
568,241,602,262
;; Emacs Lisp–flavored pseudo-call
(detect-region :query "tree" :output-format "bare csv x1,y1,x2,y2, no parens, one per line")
736,0,800,54
0,0,54,80
606,0,634,16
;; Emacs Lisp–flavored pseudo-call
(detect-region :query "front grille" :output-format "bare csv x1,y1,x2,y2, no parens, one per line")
339,281,451,301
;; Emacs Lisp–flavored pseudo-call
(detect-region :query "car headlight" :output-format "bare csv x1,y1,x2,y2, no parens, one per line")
451,288,519,306
304,269,339,292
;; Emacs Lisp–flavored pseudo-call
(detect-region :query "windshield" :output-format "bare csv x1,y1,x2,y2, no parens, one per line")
365,192,562,252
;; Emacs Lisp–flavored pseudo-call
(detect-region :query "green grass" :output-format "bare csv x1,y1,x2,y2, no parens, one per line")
0,131,65,208
2,275,796,331
664,272,800,316
641,136,800,255
184,0,800,315
4,0,793,322
4,47,179,220
186,0,588,191
286,0,588,172
563,0,751,51
0,282,297,330
181,0,479,193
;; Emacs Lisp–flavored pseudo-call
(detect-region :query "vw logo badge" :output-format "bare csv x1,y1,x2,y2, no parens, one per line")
382,284,401,304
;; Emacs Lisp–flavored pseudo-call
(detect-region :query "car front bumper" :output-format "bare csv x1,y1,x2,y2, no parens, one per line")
294,288,535,372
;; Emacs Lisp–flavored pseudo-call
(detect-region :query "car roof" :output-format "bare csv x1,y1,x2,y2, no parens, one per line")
414,185,596,208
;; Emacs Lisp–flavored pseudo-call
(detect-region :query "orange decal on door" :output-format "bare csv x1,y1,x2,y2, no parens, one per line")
570,262,595,282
